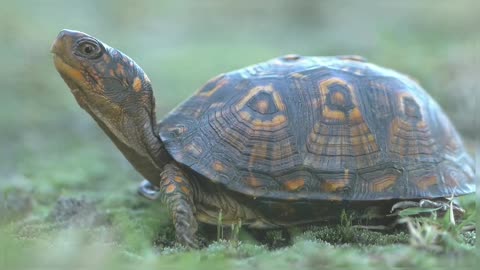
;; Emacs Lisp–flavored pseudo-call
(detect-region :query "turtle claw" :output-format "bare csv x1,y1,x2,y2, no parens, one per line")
417,199,465,214
138,179,161,200
174,207,199,249
390,201,421,212
176,232,199,249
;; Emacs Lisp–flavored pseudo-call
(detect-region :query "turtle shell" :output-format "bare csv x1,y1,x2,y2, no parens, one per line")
159,55,474,201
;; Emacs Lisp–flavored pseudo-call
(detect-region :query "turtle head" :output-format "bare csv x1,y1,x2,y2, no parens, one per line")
52,29,159,156
51,29,155,116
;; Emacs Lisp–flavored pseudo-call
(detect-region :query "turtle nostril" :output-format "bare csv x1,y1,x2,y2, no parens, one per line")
51,31,69,54
51,30,77,54
56,31,66,40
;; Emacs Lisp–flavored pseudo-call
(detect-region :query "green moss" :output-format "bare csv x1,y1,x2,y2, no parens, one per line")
296,226,409,246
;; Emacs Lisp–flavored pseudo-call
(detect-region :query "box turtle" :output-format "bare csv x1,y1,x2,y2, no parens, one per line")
52,30,475,247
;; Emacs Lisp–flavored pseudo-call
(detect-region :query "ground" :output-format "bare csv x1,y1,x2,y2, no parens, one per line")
0,1,477,269
0,169,476,269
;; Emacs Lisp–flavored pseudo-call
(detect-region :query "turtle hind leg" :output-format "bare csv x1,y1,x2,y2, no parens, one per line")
390,198,465,220
159,163,199,248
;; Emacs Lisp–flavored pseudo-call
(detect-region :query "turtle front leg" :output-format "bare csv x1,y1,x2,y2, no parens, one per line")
391,198,465,219
159,163,198,248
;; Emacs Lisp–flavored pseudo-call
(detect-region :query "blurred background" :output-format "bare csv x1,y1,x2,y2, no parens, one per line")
0,0,478,268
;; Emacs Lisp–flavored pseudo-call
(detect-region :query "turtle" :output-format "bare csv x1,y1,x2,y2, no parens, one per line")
51,29,475,248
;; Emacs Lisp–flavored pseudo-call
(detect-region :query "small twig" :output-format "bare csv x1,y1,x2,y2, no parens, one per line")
351,225,391,230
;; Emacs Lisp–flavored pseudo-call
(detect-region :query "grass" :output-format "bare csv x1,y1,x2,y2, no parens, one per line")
0,0,478,269
0,185,476,269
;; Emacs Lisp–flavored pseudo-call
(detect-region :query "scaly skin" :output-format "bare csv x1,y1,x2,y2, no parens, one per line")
159,164,198,247
51,29,199,247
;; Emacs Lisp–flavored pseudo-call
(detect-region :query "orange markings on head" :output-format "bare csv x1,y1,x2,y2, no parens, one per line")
65,67,85,83
165,184,176,193
102,54,111,64
132,77,142,92
116,63,125,76
53,55,85,83
284,178,305,191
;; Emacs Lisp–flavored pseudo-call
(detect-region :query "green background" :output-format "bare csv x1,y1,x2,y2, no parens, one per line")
0,0,477,269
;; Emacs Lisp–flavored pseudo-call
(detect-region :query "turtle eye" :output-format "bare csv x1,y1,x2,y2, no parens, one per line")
75,39,102,59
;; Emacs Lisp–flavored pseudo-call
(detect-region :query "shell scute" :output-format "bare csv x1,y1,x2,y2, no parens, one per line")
159,56,474,201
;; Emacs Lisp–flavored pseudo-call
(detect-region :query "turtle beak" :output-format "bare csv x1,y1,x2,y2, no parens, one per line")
50,30,70,55
51,29,89,98
50,41,60,55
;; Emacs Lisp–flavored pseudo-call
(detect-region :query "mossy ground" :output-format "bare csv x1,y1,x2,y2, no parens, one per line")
0,1,477,269
0,193,476,268
1,173,476,269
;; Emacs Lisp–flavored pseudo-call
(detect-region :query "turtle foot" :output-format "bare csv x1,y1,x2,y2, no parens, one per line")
390,198,465,220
